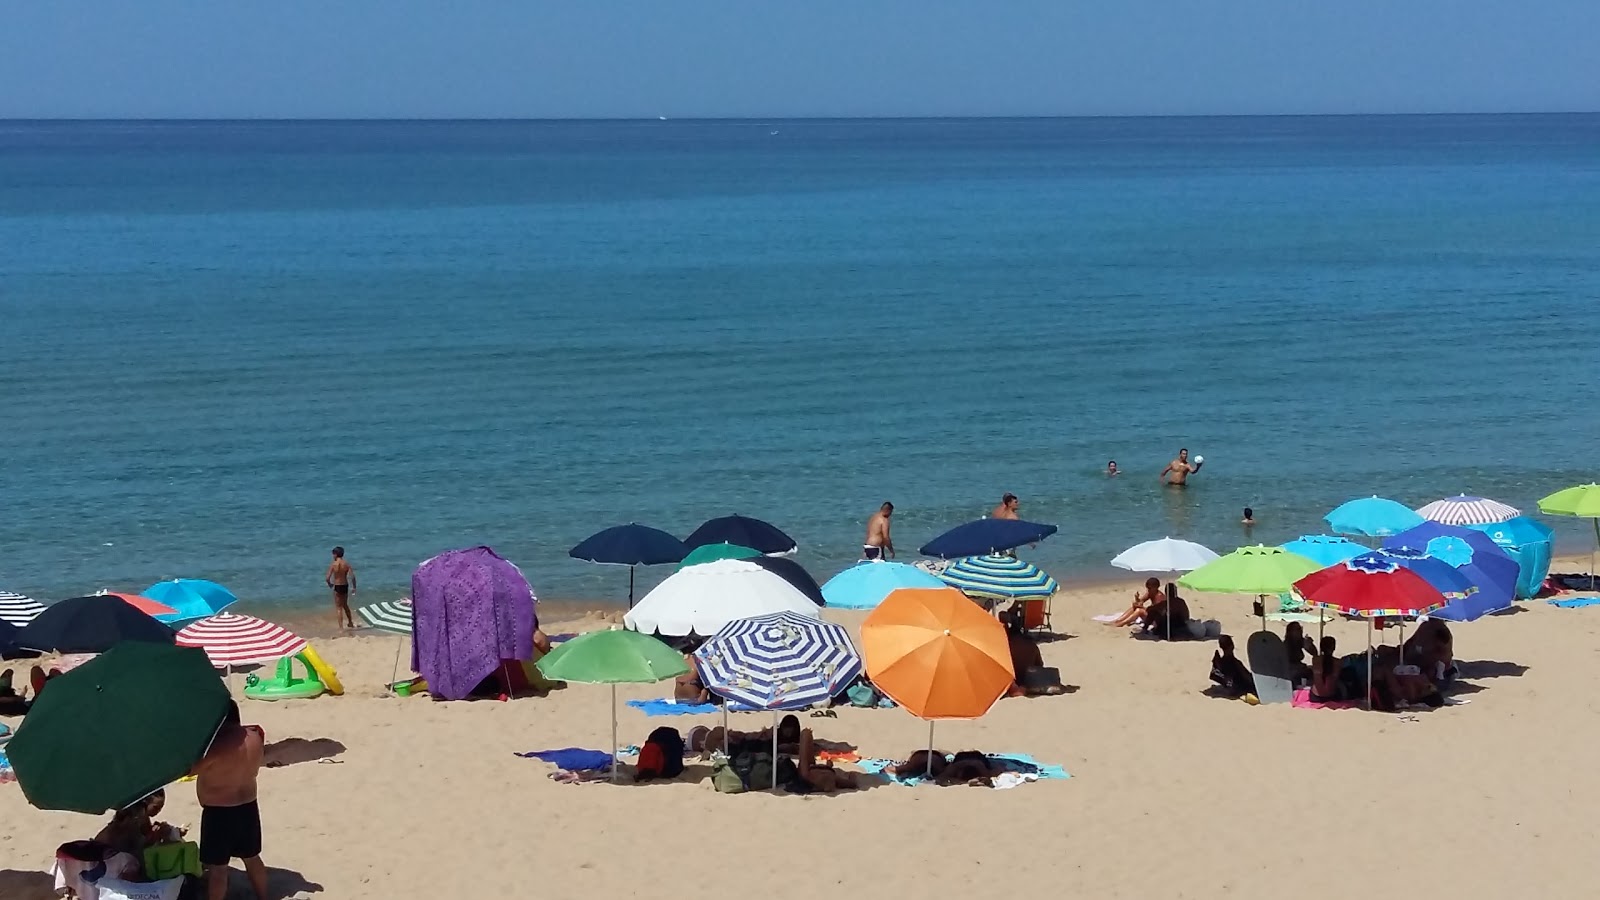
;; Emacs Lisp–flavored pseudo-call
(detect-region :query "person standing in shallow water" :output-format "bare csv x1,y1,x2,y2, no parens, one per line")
991,493,1020,520
325,546,356,630
864,501,895,560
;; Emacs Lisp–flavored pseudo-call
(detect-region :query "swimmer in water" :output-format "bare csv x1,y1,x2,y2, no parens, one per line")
1242,507,1256,527
991,493,1020,520
1106,460,1119,477
1160,448,1199,487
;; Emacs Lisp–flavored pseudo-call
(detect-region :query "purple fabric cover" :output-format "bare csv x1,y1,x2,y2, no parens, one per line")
410,546,537,701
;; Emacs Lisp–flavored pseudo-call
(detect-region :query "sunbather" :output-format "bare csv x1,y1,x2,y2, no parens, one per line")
94,789,183,860
1105,578,1162,627
1000,610,1066,697
887,749,949,779
701,714,803,757
1209,635,1256,697
1310,636,1345,702
936,751,1001,787
1284,622,1315,687
794,729,859,792
673,654,710,704
1142,583,1191,640
1404,619,1455,685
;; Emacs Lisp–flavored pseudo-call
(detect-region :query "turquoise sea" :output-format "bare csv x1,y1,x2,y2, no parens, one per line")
3,115,1599,611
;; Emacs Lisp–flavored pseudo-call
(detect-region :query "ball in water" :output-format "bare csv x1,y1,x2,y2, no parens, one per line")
1193,455,1204,465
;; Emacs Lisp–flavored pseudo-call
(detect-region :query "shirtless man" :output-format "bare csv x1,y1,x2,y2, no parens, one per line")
1160,448,1200,486
193,701,267,900
324,546,355,629
863,502,895,560
991,493,1020,520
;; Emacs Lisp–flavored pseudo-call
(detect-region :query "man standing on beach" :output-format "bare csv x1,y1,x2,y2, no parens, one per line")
194,700,268,900
864,502,895,560
1160,449,1200,487
992,493,1020,519
325,546,355,630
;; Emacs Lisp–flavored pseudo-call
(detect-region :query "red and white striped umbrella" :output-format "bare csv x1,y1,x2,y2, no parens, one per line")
176,613,308,668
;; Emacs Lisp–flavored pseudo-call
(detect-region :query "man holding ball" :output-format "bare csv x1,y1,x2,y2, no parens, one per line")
1161,448,1203,486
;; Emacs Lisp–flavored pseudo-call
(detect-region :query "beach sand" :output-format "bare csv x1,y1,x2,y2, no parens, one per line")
4,558,1598,899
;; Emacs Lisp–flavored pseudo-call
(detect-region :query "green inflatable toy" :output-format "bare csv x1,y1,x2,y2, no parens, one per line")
243,652,327,701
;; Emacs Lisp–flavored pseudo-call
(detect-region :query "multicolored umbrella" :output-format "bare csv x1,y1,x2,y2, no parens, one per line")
1538,484,1600,589
939,554,1059,602
143,579,239,624
1280,535,1366,567
678,542,762,569
6,642,230,813
356,598,413,634
862,587,1013,775
919,518,1058,559
694,611,861,711
1415,495,1520,526
176,613,308,668
1324,496,1425,538
538,628,690,782
0,591,46,628
821,561,946,610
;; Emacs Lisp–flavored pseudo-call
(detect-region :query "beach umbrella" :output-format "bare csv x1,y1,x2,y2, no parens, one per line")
569,523,688,606
357,598,413,634
1384,525,1521,621
821,561,946,610
1178,546,1321,631
15,595,175,654
861,587,1013,775
684,515,797,556
143,579,238,624
749,556,827,606
0,618,41,660
1294,556,1450,710
1324,496,1425,539
695,612,862,790
0,590,46,627
1280,535,1366,567
938,554,1059,602
624,558,819,637
1469,516,1555,599
1111,538,1219,639
1415,495,1520,526
1538,484,1600,589
1470,516,1554,547
678,542,762,569
175,613,308,668
537,628,689,782
6,642,230,813
919,518,1058,559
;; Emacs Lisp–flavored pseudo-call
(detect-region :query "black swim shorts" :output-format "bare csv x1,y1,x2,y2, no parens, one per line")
333,584,350,598
200,800,262,865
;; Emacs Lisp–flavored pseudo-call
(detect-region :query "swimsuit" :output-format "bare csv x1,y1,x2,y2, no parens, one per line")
199,800,262,865
332,584,349,599
862,546,884,560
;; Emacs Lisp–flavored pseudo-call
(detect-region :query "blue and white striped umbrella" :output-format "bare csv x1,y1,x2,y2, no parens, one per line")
693,612,861,711
0,591,46,628
939,554,1059,601
1415,495,1520,527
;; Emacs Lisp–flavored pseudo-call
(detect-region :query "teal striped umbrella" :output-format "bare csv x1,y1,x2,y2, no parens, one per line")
356,599,412,635
938,554,1059,601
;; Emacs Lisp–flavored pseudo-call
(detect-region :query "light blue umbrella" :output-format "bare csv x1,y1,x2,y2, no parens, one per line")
1281,535,1366,567
1468,516,1554,547
1324,497,1425,539
144,579,238,624
939,554,1059,602
821,562,944,610
1468,516,1555,599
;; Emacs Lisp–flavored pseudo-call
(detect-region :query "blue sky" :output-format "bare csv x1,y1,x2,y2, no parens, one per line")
2,1,1595,118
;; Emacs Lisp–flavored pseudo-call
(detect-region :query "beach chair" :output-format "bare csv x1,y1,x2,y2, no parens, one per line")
1017,595,1052,633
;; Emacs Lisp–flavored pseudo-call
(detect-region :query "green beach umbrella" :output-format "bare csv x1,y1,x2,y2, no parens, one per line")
536,628,690,782
678,542,760,569
1538,484,1600,589
1179,545,1323,631
7,642,231,813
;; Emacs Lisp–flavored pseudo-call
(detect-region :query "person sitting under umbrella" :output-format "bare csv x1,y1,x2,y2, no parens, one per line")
1104,578,1162,628
673,651,710,704
1141,583,1191,640
794,729,861,793
1000,608,1066,697
1404,619,1456,686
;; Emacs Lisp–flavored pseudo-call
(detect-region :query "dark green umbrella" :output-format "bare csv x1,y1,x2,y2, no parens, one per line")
7,642,231,813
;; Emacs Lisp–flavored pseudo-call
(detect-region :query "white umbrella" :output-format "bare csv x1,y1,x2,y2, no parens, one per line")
1110,538,1219,638
623,558,820,637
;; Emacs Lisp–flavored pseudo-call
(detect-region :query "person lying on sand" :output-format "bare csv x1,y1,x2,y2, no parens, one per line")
887,749,948,780
936,751,1002,787
795,729,859,793
700,714,803,757
1208,635,1255,698
1105,577,1162,627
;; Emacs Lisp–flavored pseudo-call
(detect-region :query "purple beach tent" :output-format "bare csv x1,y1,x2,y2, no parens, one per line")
410,546,537,701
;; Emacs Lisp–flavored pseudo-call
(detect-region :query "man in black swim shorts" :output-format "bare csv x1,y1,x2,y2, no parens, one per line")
193,700,268,900
325,545,356,630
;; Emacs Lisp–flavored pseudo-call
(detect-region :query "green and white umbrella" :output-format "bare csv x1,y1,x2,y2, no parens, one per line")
356,599,412,635
938,554,1059,602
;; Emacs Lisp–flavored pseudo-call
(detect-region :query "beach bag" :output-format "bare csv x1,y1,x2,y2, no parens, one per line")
739,753,797,791
711,759,746,793
644,727,685,778
95,876,184,900
144,842,202,880
845,682,880,708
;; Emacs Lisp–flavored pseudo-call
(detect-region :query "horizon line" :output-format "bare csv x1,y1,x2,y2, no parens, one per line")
4,110,1598,125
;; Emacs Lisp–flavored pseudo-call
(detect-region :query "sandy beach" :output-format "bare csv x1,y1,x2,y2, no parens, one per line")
4,556,1598,900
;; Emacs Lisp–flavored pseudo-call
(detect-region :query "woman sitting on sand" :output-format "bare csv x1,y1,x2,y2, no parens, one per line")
1310,636,1345,702
1208,635,1255,698
1284,622,1315,687
1142,583,1191,640
1404,619,1455,685
1105,578,1163,627
674,653,710,704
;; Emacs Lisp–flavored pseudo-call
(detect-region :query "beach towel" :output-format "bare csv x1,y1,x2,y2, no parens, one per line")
1292,688,1359,710
858,754,1069,787
515,748,613,771
1547,597,1600,609
626,698,756,716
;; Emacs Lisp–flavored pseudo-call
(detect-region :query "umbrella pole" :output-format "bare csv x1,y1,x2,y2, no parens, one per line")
722,704,730,756
389,639,403,693
772,711,780,795
1366,620,1374,712
927,720,936,778
610,683,619,784
1591,520,1598,591
629,566,636,607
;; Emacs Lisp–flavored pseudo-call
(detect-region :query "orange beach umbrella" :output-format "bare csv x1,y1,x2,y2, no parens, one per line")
862,586,1012,719
96,591,177,618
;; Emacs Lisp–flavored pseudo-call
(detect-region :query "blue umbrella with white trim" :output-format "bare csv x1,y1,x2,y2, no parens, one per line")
822,562,945,610
939,554,1059,602
693,611,862,791
1281,535,1366,567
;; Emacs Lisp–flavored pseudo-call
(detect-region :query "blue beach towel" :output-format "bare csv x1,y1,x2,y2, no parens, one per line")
516,748,613,771
858,753,1070,786
626,698,757,716
1547,597,1600,609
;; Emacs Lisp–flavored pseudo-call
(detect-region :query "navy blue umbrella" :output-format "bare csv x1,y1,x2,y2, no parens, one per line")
1,618,41,660
749,557,826,606
14,596,175,655
569,523,689,605
919,518,1059,559
684,515,797,556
